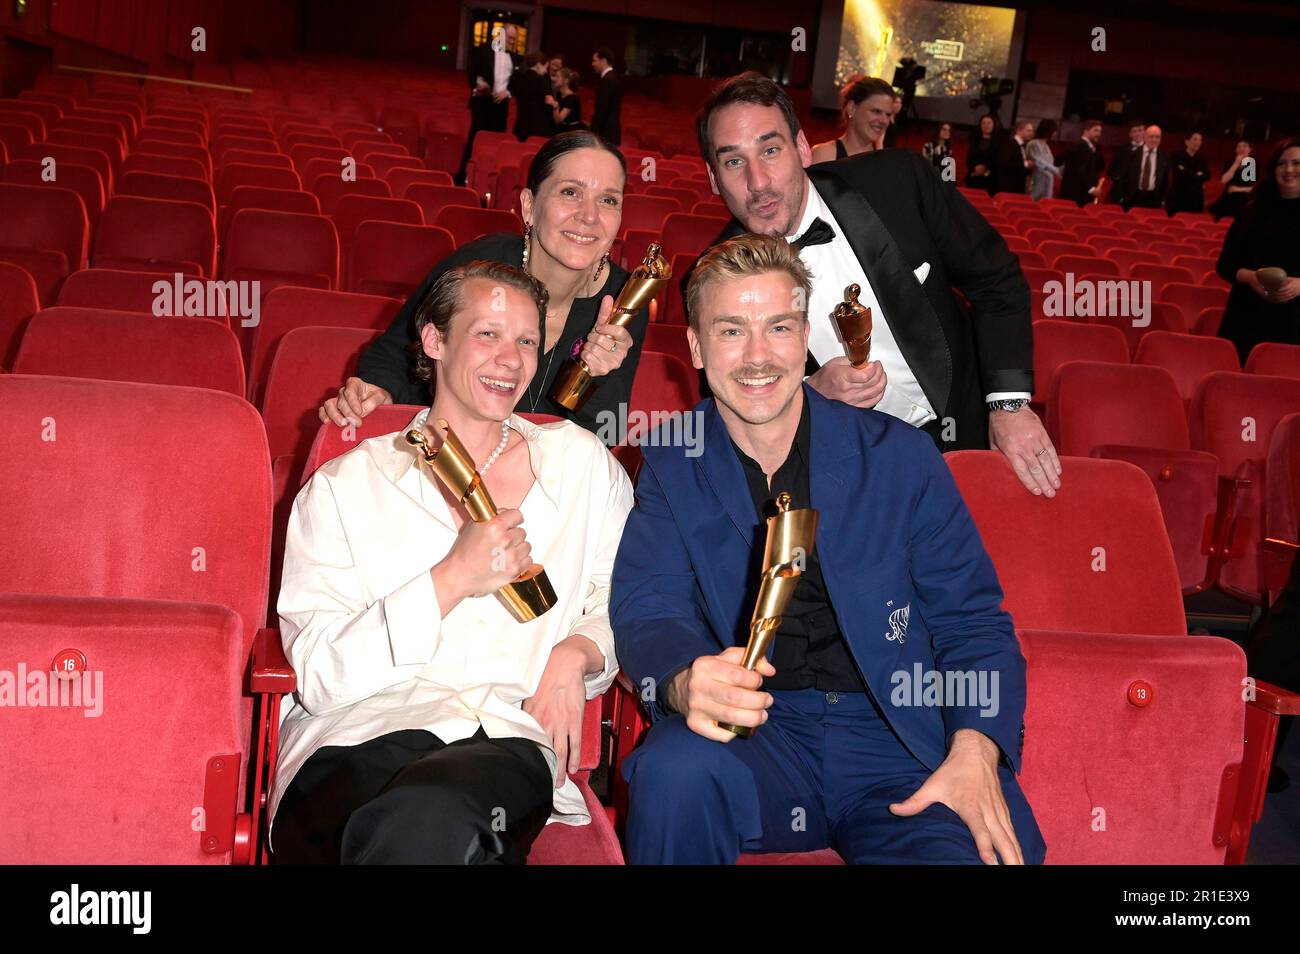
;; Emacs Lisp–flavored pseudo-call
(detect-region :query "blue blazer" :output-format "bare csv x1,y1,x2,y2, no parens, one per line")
611,384,1027,773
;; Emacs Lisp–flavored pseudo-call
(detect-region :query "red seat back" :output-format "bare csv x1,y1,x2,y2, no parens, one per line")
93,195,216,277
346,221,453,300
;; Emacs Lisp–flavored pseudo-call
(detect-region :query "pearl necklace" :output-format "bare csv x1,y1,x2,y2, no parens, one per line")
479,420,511,476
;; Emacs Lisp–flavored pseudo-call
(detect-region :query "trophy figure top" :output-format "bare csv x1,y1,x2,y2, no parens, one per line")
636,243,672,280
775,491,793,513
832,284,866,324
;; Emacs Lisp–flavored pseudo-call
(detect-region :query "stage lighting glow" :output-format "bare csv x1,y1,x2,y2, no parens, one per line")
837,0,1015,98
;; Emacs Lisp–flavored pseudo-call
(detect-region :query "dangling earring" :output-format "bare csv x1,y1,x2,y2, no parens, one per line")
597,250,610,284
522,224,533,269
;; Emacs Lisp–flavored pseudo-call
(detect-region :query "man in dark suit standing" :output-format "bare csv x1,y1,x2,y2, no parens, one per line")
992,119,1035,195
511,51,554,141
591,47,622,145
455,23,521,184
1106,120,1146,206
692,73,1060,497
1126,124,1169,210
1167,131,1209,215
1058,119,1106,205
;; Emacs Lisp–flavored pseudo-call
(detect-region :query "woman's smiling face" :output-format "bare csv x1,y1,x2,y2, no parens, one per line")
521,148,625,275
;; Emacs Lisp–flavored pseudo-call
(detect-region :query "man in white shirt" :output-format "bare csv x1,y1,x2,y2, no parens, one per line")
456,23,522,184
693,73,1061,497
271,260,632,863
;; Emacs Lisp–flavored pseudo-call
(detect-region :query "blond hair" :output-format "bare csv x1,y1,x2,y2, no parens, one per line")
684,233,812,331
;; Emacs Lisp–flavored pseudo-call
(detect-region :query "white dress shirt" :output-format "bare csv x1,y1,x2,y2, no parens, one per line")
270,410,633,836
493,47,513,96
788,178,937,426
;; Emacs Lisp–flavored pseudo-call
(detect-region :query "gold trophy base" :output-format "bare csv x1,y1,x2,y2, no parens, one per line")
495,564,556,622
716,627,778,738
550,359,595,412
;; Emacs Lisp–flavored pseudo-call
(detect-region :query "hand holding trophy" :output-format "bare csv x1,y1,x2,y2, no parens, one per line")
406,419,556,622
831,283,872,367
550,243,671,411
717,492,819,738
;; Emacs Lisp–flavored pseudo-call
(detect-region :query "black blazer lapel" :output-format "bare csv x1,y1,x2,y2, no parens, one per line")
807,166,952,418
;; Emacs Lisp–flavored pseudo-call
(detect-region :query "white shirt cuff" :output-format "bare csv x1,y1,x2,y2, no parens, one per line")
985,391,1032,403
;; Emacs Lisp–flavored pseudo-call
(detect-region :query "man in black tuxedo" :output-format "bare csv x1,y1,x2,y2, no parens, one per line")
1058,119,1106,205
692,72,1061,497
591,47,622,145
992,119,1034,195
1167,131,1209,215
1106,120,1146,206
1126,124,1168,210
455,23,521,184
511,51,554,141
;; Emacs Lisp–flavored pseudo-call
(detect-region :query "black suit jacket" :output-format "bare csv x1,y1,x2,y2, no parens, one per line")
1106,143,1142,204
510,69,553,141
697,150,1033,450
992,134,1031,195
592,70,622,144
467,44,521,102
1128,148,1169,203
1059,140,1105,205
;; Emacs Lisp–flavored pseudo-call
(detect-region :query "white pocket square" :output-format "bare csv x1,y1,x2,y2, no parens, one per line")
913,262,931,284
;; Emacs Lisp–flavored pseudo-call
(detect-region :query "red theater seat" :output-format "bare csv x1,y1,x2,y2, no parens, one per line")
15,141,113,193
1135,331,1240,411
217,163,301,205
433,205,522,246
0,594,252,863
0,158,105,232
0,181,89,305
117,169,216,215
1245,342,1300,380
1048,361,1219,593
123,150,209,183
1087,300,1186,355
1031,320,1129,408
247,286,400,404
223,208,340,296
1131,263,1197,296
1161,283,1229,333
345,221,453,300
311,174,391,216
57,268,202,314
330,193,423,248
0,261,39,368
93,195,216,277
12,306,244,395
387,167,455,199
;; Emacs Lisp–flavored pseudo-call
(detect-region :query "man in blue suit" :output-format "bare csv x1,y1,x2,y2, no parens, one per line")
611,234,1045,864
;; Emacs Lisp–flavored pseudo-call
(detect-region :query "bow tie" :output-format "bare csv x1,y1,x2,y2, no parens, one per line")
792,217,835,249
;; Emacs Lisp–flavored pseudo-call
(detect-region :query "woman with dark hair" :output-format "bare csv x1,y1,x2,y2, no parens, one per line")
1216,136,1300,362
809,76,896,164
1026,119,1060,200
545,68,584,132
921,122,953,171
321,130,650,441
1210,140,1256,220
965,114,999,194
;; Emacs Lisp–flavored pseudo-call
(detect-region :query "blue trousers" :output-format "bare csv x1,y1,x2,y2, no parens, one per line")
622,688,1046,864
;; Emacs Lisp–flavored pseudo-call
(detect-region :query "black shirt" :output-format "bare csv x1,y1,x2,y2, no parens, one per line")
729,398,868,692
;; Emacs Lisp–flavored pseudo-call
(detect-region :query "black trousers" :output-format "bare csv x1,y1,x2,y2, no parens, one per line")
272,728,554,864
456,96,509,184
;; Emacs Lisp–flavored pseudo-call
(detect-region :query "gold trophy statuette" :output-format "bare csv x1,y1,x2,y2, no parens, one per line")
1257,267,1288,295
718,492,819,738
405,420,556,622
831,283,873,368
549,242,672,412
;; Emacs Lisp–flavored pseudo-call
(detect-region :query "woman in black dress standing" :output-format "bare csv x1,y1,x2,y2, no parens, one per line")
1210,140,1256,220
1216,137,1300,363
320,131,651,441
546,69,584,132
966,114,999,194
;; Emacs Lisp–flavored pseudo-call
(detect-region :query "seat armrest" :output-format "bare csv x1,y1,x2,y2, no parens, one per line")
250,627,296,694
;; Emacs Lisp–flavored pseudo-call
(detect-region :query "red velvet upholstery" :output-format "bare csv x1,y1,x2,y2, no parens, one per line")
0,261,39,369
1245,342,1300,380
1087,301,1186,355
1130,263,1196,296
660,213,725,262
1016,629,1244,864
15,141,113,193
222,208,340,297
386,167,454,200
1160,282,1229,333
345,221,453,300
1031,320,1128,409
628,351,701,440
247,286,400,404
0,594,247,864
218,149,292,171
0,374,272,655
310,174,390,216
642,323,694,374
1134,331,1240,411
1048,361,1219,593
216,162,301,205
117,169,216,214
619,194,680,238
1190,372,1300,600
946,451,1187,635
1,158,105,232
405,183,480,226
1262,414,1300,598
0,181,89,305
12,307,245,396
57,267,203,313
93,195,216,277
433,205,523,247
121,150,208,184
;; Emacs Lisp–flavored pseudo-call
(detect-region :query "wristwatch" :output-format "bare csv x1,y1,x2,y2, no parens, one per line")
987,399,1029,413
